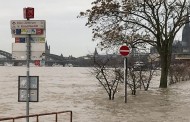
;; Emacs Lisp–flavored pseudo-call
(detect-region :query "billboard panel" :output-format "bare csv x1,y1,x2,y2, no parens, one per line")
12,51,45,60
12,43,45,52
31,43,45,51
12,43,26,51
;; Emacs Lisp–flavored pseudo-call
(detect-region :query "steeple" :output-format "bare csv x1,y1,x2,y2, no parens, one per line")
45,41,50,54
94,48,98,56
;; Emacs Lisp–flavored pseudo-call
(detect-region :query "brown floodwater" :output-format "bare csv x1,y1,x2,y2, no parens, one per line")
0,67,190,122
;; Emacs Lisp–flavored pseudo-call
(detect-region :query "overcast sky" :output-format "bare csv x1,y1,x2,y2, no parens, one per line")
0,0,97,57
0,0,184,58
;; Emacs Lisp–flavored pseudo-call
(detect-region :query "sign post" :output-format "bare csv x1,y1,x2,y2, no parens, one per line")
10,7,46,122
119,45,130,103
26,34,30,122
25,7,34,122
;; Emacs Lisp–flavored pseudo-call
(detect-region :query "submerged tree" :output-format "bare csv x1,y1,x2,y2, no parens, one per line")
79,0,190,88
93,55,123,100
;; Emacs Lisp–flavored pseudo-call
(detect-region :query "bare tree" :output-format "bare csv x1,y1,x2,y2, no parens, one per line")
92,55,123,100
79,0,190,88
127,54,156,94
127,67,141,95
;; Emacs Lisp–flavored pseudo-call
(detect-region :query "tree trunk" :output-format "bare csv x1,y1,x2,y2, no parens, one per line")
159,52,170,88
108,93,112,100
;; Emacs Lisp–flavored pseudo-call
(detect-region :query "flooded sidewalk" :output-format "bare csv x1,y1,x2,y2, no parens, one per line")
0,67,190,122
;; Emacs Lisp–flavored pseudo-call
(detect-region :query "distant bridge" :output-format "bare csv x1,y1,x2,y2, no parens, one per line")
0,50,75,66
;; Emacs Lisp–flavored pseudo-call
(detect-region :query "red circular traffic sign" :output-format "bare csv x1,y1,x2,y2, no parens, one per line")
119,45,130,56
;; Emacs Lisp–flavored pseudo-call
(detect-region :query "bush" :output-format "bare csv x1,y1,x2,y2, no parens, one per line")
169,64,190,85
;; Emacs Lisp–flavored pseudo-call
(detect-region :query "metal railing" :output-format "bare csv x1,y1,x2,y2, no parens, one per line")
0,111,72,122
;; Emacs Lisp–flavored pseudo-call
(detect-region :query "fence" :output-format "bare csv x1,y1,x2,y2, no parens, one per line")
0,111,72,122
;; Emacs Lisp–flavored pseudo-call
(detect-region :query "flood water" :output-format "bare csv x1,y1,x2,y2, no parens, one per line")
0,67,190,122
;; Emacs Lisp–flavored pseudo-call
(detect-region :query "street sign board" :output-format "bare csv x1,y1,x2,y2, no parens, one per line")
18,76,39,102
120,45,130,56
10,20,45,29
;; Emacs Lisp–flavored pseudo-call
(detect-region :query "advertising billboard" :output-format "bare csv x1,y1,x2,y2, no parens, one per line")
12,43,45,51
12,51,45,60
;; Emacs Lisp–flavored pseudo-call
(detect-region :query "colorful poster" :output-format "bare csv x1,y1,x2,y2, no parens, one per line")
15,38,26,43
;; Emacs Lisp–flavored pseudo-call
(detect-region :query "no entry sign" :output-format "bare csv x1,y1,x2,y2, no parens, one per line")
119,45,130,56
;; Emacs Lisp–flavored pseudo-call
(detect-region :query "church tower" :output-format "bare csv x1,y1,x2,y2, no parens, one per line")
182,12,190,53
94,48,98,56
45,41,50,54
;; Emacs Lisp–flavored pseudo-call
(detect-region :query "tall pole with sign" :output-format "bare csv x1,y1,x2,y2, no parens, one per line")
10,7,45,122
119,45,130,103
25,7,34,122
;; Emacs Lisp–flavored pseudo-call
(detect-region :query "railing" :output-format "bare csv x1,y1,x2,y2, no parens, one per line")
0,111,72,122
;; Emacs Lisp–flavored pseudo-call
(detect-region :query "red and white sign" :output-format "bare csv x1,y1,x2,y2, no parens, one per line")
23,7,34,19
34,60,40,66
36,29,43,35
119,45,130,56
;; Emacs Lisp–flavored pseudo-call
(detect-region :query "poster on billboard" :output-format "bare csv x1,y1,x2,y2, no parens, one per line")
30,37,45,43
15,38,26,43
15,37,45,43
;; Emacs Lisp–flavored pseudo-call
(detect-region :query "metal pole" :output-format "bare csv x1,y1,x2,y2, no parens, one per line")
124,57,128,103
26,19,31,122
